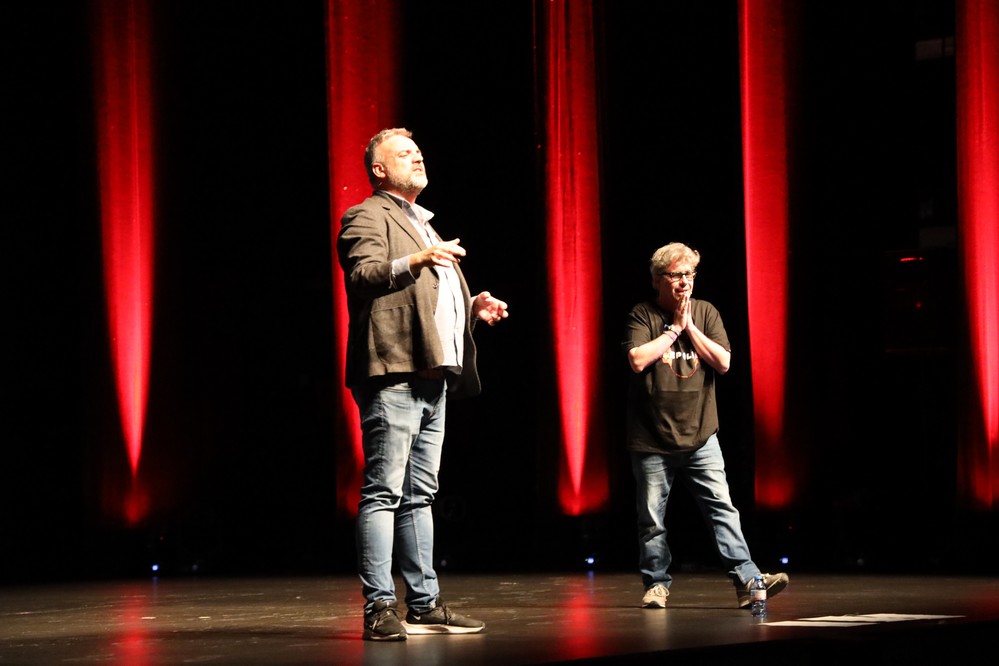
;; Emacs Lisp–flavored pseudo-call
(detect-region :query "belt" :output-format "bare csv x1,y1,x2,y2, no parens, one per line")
415,367,446,380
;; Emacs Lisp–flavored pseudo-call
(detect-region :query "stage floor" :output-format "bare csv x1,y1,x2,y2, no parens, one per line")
1,572,997,665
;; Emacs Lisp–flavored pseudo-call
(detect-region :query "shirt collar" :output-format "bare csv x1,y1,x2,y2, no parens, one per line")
379,190,434,223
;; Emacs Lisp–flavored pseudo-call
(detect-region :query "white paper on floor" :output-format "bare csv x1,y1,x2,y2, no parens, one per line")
765,614,963,627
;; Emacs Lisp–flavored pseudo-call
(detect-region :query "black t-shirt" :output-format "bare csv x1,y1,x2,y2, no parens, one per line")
621,298,730,455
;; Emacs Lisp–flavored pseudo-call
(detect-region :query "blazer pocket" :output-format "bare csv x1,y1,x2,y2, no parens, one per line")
371,303,415,365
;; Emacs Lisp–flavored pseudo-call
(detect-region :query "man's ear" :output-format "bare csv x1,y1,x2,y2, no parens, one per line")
372,163,386,178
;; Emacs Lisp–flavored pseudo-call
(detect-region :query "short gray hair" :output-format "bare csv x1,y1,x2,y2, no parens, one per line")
649,242,700,277
364,128,413,187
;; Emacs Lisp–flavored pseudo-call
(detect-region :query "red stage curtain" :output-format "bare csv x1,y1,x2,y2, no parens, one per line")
324,0,402,517
738,0,796,508
536,0,609,515
956,0,999,509
92,0,155,524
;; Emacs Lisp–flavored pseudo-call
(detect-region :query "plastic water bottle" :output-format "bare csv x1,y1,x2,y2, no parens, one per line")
750,574,767,618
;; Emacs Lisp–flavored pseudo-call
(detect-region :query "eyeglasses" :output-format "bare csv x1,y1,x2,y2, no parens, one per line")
660,271,697,282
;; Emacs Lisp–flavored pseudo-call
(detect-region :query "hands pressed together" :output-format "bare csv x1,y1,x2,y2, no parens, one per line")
672,292,690,331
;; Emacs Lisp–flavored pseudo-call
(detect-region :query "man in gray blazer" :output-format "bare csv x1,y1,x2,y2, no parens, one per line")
337,128,508,641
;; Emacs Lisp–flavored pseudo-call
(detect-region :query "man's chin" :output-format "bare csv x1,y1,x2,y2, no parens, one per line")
399,179,427,197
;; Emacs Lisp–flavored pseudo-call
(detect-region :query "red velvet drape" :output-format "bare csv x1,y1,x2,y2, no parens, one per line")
324,0,402,517
956,0,999,509
536,0,608,515
93,0,155,524
738,0,796,508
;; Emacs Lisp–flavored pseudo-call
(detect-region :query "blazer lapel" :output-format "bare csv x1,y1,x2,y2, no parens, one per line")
375,191,426,248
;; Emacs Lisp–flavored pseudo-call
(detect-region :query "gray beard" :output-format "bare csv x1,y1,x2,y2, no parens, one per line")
387,173,428,197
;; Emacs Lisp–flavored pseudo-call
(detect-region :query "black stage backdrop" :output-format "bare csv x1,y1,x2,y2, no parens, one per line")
5,1,987,583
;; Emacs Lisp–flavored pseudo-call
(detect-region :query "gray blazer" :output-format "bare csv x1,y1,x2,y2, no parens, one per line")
336,191,481,399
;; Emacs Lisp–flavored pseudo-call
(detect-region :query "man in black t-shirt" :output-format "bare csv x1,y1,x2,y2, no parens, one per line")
622,242,788,610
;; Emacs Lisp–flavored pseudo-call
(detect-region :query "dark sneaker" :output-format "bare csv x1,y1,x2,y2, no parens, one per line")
737,572,789,608
641,583,669,608
363,600,407,641
404,598,485,634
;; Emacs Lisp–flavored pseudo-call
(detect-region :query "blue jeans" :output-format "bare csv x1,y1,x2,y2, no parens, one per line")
352,375,446,614
631,434,760,589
